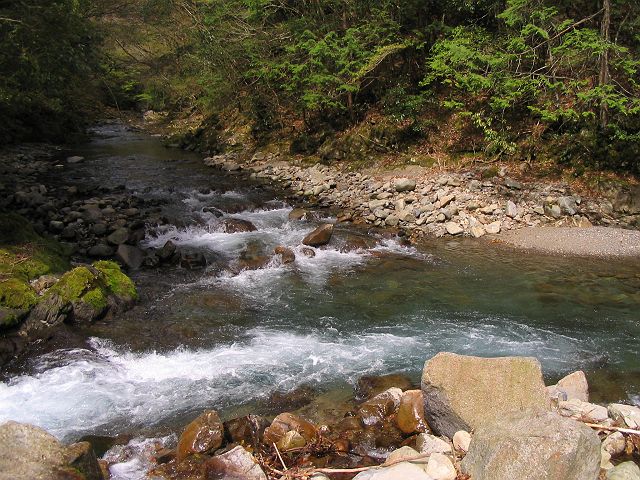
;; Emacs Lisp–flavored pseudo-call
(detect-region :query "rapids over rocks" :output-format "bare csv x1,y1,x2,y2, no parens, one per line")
1,123,639,479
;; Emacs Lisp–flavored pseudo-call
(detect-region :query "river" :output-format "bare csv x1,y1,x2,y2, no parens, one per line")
1,124,639,478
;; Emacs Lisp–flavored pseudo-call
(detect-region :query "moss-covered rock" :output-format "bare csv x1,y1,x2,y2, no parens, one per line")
0,278,38,310
93,260,138,301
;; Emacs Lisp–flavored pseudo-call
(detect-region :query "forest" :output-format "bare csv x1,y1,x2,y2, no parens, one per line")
1,0,639,173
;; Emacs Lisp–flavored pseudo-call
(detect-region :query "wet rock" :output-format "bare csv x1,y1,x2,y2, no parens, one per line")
302,223,334,247
30,274,59,295
222,218,257,233
358,388,403,427
356,373,414,401
67,156,85,163
558,399,608,423
421,352,550,438
180,252,207,270
158,240,177,262
277,430,306,451
263,413,318,445
385,446,425,469
116,244,145,270
266,385,316,411
49,220,65,232
396,390,428,434
415,433,452,455
462,410,600,480
289,208,310,221
224,415,269,447
607,461,640,480
426,452,456,480
274,246,295,264
547,370,589,402
301,247,316,257
107,228,130,245
203,206,224,217
88,244,114,258
452,430,471,453
0,421,103,480
66,441,104,480
394,178,416,193
608,403,640,428
176,410,224,461
205,446,267,480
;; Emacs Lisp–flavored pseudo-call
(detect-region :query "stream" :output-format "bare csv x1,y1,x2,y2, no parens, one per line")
1,124,639,478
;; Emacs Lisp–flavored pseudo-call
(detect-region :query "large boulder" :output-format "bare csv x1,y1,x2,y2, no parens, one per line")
461,410,601,480
0,421,103,480
547,370,589,402
205,446,267,480
302,224,334,247
176,410,224,461
421,352,550,437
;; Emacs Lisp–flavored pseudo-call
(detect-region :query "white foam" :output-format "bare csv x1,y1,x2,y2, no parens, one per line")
103,435,176,480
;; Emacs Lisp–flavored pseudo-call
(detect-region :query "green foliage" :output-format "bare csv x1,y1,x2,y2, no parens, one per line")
93,261,138,301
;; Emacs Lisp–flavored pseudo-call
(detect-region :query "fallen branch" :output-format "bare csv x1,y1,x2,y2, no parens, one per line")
273,443,288,471
584,423,640,436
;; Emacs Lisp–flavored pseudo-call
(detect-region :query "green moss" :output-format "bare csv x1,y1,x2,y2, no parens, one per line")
93,261,138,300
48,267,97,302
0,278,38,310
81,288,108,311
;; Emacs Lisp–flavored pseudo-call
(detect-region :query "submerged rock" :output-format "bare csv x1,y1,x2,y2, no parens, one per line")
355,373,414,401
274,246,296,264
461,410,600,480
176,410,224,461
421,352,550,437
358,388,403,427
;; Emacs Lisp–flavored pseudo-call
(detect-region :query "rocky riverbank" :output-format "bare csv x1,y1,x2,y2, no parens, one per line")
2,352,639,480
203,152,640,243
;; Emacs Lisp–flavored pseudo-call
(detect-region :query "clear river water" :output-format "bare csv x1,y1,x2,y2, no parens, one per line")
0,124,639,478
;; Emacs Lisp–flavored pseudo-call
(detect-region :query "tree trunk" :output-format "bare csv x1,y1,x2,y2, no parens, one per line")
599,0,611,130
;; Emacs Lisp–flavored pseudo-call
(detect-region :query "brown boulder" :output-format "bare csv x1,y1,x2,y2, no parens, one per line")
176,410,224,461
274,246,296,264
222,218,257,233
396,390,429,434
302,224,334,247
263,413,318,445
357,388,403,427
223,415,269,447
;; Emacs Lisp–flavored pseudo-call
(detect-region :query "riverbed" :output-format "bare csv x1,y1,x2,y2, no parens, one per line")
1,124,639,476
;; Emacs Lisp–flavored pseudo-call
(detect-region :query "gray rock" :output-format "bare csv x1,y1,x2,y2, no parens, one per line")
66,155,85,163
158,240,177,261
421,352,550,438
107,227,129,245
558,399,608,423
385,214,399,227
461,410,600,480
607,461,640,480
116,245,145,270
608,403,640,429
484,221,501,234
415,433,452,455
288,208,309,221
88,244,114,257
0,421,102,480
547,370,589,402
602,431,626,457
302,224,334,247
504,178,523,190
353,462,433,480
180,252,207,270
394,178,417,193
544,203,562,218
205,445,267,480
505,200,518,218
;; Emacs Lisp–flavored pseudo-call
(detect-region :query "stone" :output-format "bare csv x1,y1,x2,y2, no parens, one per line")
505,200,518,218
301,247,316,258
263,413,318,445
88,243,114,258
107,228,129,245
469,225,485,238
444,222,463,235
49,220,64,232
421,352,550,438
67,155,85,163
205,445,267,480
452,430,471,453
274,246,295,264
352,462,433,480
358,388,403,427
504,178,522,190
544,203,562,218
547,370,589,402
385,214,399,226
601,431,626,457
394,178,417,192
180,252,207,270
386,446,425,470
415,433,452,455
0,421,102,480
277,430,306,451
484,221,501,234
302,224,334,247
158,240,177,261
608,403,640,429
558,196,578,215
607,462,640,480
116,244,145,270
396,390,428,434
176,410,224,461
223,218,257,233
355,373,414,401
425,453,456,480
558,399,608,423
224,415,269,447
461,410,601,480
289,208,309,221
